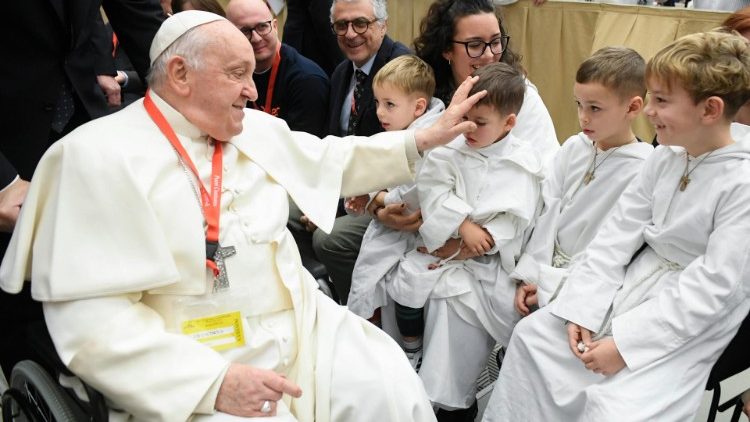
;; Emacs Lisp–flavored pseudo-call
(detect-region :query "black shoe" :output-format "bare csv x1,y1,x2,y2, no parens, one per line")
435,400,478,422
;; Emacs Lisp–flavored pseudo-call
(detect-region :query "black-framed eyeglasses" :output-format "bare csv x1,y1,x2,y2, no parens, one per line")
452,35,510,58
239,20,273,39
330,18,379,36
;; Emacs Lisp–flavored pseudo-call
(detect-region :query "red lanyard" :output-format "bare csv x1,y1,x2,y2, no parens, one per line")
143,90,224,275
252,45,282,114
112,33,118,58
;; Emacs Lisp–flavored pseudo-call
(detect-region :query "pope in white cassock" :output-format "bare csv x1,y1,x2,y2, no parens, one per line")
0,11,487,422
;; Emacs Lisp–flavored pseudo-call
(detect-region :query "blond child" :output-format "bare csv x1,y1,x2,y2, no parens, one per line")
513,47,653,315
484,32,750,421
344,55,444,215
347,56,444,365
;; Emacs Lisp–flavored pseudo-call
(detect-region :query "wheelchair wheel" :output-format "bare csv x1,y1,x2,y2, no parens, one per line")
4,360,86,421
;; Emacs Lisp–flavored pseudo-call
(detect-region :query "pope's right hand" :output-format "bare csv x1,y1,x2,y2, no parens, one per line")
215,363,302,417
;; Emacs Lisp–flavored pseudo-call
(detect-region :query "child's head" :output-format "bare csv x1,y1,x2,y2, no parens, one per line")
644,31,750,147
463,62,525,148
574,47,646,146
372,55,435,131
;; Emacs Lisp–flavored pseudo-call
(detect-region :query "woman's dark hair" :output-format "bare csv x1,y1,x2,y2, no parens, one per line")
171,0,226,17
413,0,521,105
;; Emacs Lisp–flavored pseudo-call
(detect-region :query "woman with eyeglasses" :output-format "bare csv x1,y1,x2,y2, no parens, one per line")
415,0,558,167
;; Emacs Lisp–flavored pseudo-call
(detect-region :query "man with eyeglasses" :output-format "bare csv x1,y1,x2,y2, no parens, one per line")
306,0,410,305
226,0,329,138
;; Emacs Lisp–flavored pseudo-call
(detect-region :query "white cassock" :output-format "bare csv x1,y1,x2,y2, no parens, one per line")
387,134,543,409
484,143,750,421
0,93,436,422
347,98,445,319
515,79,560,170
513,133,653,307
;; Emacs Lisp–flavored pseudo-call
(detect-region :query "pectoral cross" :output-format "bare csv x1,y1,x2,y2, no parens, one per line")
206,240,237,292
679,175,690,192
583,171,595,185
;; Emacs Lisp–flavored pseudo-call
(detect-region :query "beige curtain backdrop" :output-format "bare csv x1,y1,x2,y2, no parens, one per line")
276,0,728,142
497,0,728,142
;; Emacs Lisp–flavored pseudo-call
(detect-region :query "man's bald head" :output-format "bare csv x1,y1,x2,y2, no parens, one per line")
226,0,280,72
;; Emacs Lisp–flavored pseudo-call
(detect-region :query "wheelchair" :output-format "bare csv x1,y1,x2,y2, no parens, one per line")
2,359,108,422
704,312,750,422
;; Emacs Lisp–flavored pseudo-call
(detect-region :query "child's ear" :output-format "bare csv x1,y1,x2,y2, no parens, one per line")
414,97,428,118
504,113,517,131
627,96,644,115
702,96,726,123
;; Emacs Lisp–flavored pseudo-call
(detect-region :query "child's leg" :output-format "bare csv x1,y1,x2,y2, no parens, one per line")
420,298,495,411
395,301,424,370
483,306,602,422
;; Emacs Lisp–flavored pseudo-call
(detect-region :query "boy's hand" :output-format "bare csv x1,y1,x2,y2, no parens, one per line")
458,220,493,256
567,322,593,359
580,338,626,376
299,214,317,232
514,282,538,316
345,195,369,215
376,203,422,232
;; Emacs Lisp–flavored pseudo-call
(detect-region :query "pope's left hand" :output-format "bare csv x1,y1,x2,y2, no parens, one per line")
414,76,486,152
580,338,626,376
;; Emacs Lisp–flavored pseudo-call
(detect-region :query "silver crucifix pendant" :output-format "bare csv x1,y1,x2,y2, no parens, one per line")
206,241,237,292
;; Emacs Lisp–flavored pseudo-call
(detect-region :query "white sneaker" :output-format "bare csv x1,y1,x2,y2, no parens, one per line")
405,349,422,372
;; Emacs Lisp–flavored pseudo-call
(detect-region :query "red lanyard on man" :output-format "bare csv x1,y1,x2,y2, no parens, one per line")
252,45,282,116
143,90,224,277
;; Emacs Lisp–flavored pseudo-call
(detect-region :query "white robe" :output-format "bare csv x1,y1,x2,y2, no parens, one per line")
347,98,445,319
515,79,560,170
513,133,653,307
389,134,543,408
484,143,750,421
0,93,436,422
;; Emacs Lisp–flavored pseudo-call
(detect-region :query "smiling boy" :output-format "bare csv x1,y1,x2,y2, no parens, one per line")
484,31,750,422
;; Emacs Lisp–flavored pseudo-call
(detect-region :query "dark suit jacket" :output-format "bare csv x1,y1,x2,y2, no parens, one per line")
282,0,344,77
0,3,162,372
326,36,411,137
0,0,162,183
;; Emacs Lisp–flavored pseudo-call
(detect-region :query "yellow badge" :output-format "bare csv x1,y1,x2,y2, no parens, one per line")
181,311,245,352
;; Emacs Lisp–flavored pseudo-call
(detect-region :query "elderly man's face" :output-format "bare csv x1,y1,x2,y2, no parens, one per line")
184,22,258,140
227,0,280,72
332,0,386,68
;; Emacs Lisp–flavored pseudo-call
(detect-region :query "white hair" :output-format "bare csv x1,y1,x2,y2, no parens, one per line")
146,25,214,89
329,0,388,24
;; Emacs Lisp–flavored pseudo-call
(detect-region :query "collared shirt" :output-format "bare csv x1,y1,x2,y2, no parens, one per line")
339,54,377,135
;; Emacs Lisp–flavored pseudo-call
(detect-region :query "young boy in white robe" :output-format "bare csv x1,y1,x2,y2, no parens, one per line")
346,55,445,369
513,47,653,315
483,31,750,422
389,62,544,418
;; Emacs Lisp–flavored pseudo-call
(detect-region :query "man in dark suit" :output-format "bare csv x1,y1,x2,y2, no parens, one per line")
306,0,410,304
283,0,344,77
0,0,163,376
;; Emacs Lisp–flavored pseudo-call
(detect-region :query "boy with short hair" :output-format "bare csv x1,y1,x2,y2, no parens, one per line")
346,55,444,361
385,62,543,417
344,55,444,214
513,47,653,315
483,31,750,421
